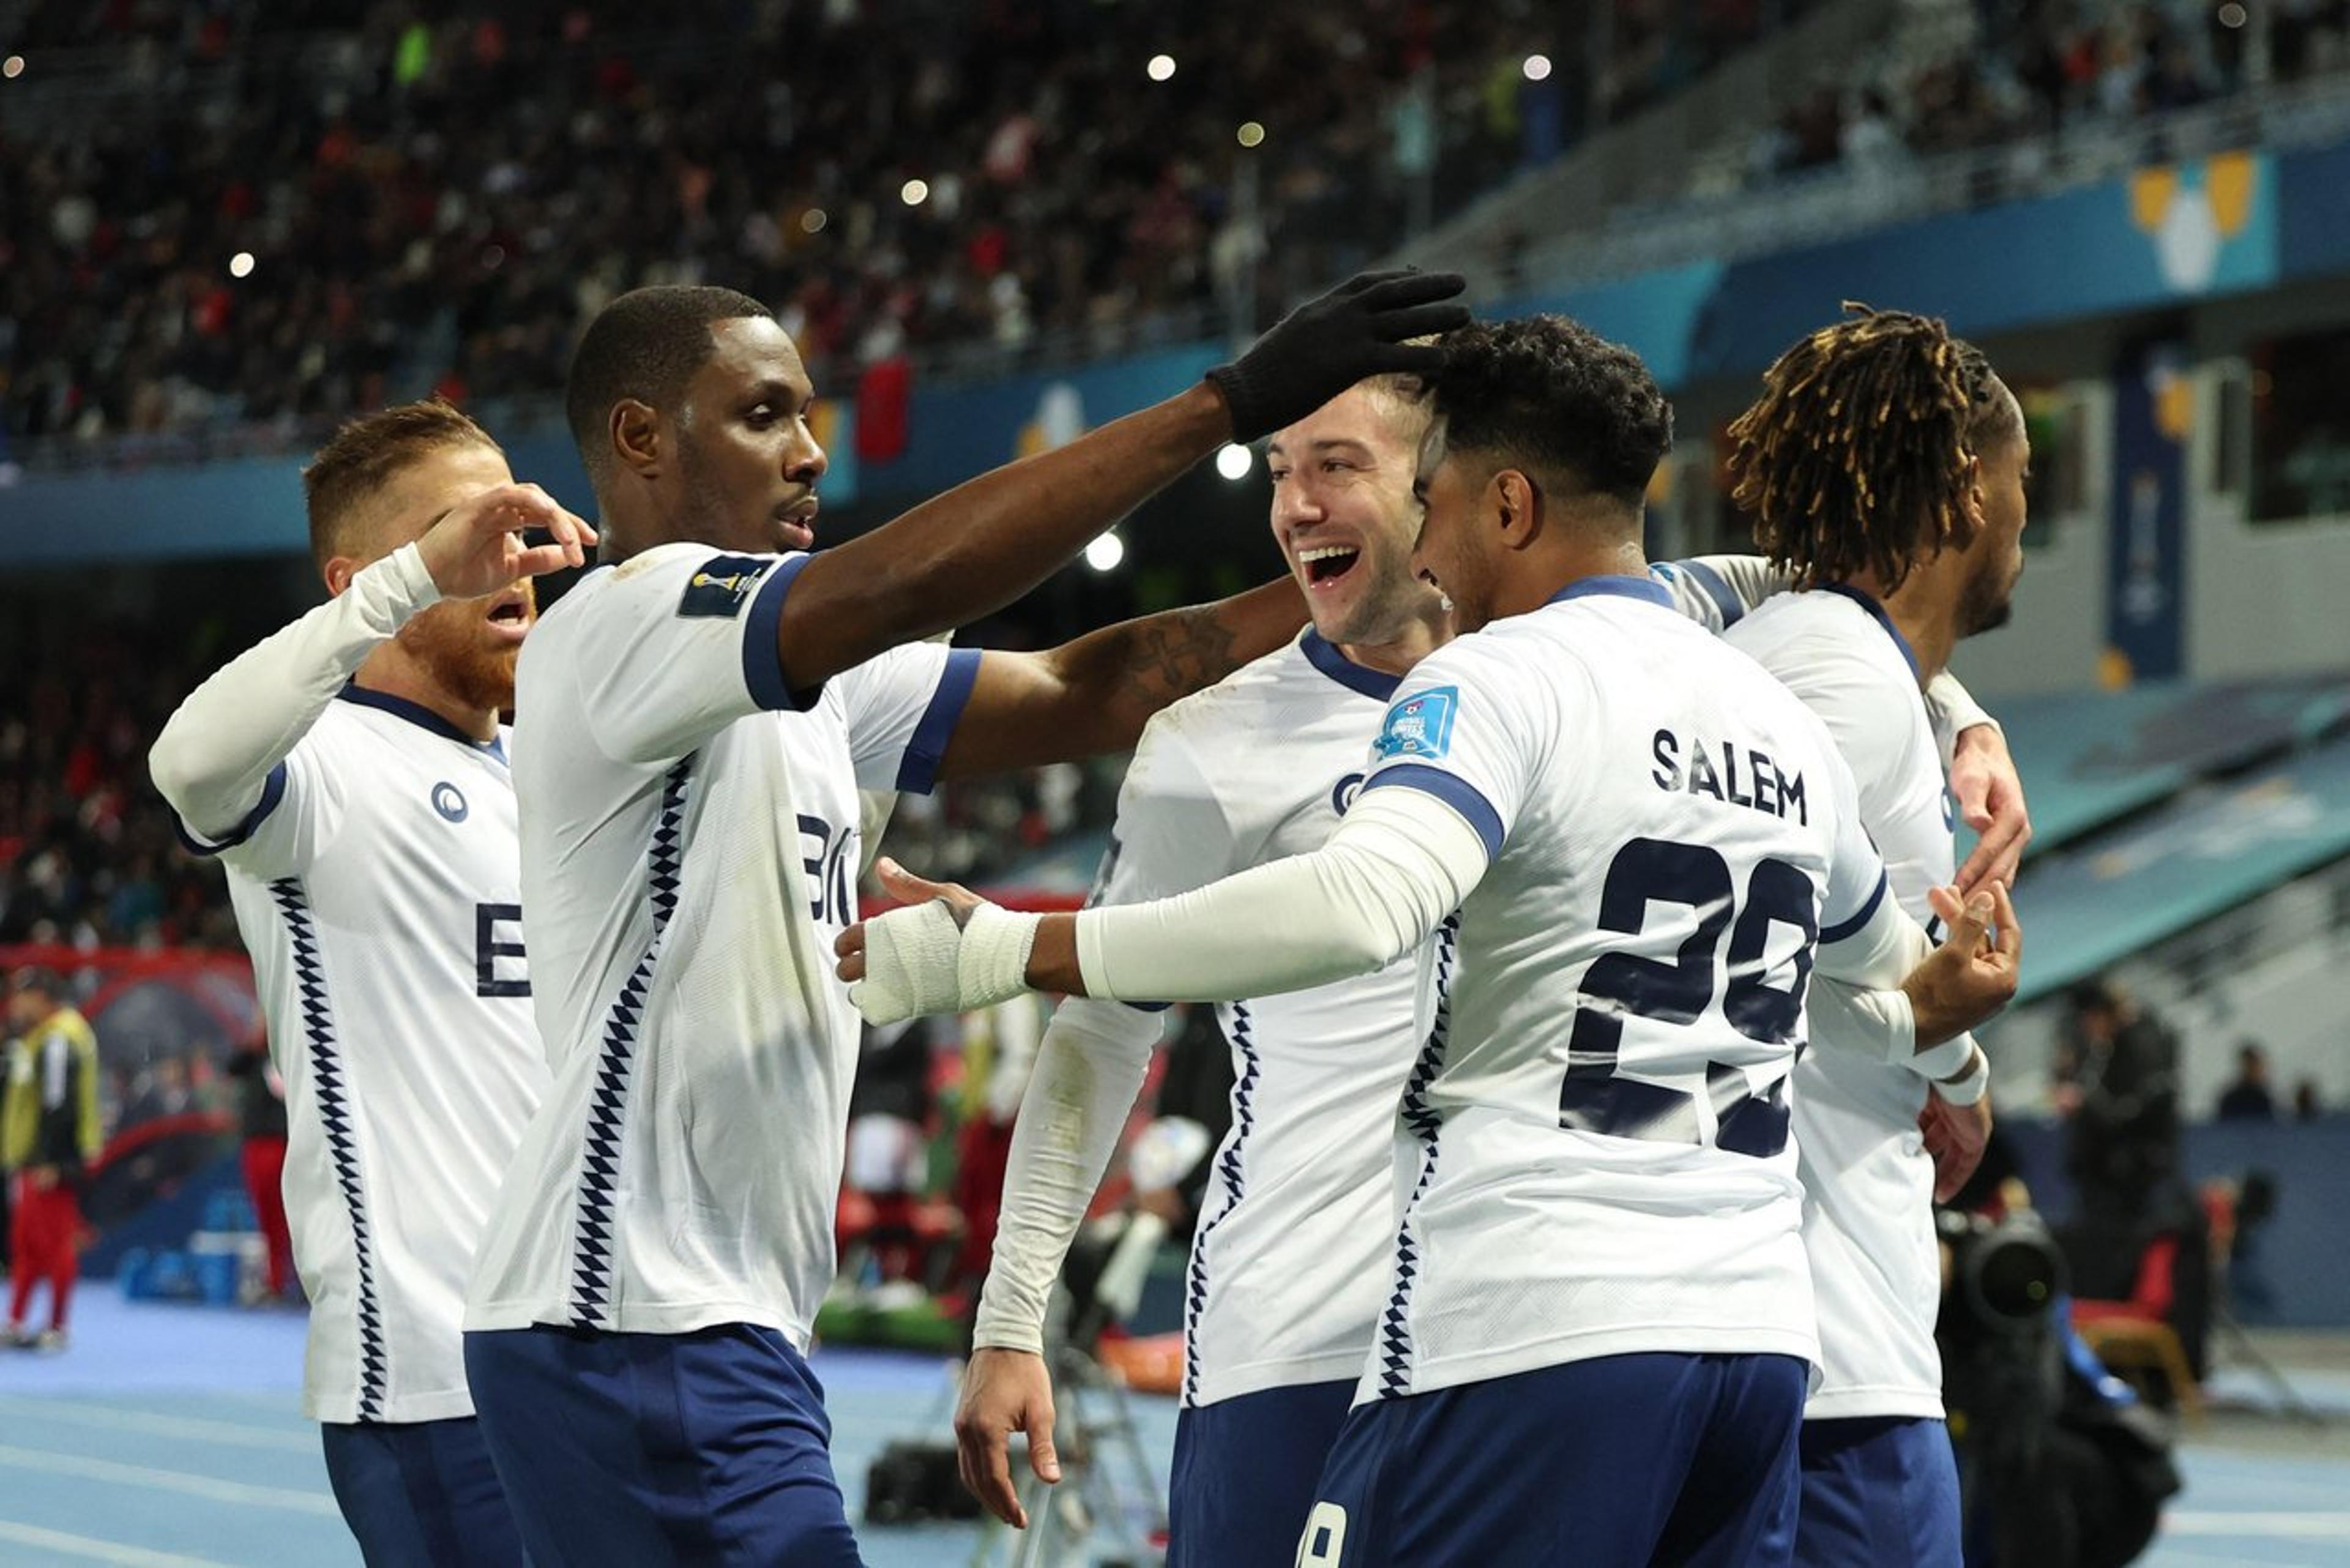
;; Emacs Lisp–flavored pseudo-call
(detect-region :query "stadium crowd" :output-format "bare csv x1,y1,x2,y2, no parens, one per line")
1740,0,2350,185
2,0,1804,458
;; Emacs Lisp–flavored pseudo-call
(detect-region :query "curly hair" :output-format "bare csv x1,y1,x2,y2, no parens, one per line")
1433,316,1673,508
1726,304,2021,590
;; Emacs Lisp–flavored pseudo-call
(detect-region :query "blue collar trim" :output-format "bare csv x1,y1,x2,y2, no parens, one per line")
1545,574,1676,610
1818,584,1923,682
1300,629,1403,701
338,682,507,760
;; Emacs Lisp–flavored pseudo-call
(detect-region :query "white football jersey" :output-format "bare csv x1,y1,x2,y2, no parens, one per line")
1097,562,1789,1409
1728,588,1955,1420
183,690,544,1424
1353,576,1886,1403
464,543,975,1348
1097,630,1419,1408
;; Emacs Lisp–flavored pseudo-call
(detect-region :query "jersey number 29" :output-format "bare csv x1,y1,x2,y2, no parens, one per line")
1557,837,1815,1157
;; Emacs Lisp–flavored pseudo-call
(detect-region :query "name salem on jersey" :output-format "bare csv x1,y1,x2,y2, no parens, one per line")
1649,729,1807,824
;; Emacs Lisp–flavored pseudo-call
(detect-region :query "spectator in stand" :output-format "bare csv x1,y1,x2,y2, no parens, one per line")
2053,979,2182,1223
2215,1040,2278,1122
2293,1078,2325,1121
2,965,102,1351
228,1023,294,1302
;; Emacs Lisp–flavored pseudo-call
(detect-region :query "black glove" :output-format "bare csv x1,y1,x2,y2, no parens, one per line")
1206,269,1469,444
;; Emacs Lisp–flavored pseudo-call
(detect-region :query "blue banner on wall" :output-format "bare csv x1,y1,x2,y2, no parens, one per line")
2105,337,2191,682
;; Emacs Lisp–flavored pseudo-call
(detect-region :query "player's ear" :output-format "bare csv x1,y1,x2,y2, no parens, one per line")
1953,452,1986,549
322,555,360,597
610,398,663,478
1493,468,1542,551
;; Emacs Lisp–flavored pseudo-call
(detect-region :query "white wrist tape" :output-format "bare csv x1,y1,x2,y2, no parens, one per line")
1906,1032,1977,1081
957,903,1042,1012
1933,1042,1991,1107
851,901,968,1025
850,900,1042,1026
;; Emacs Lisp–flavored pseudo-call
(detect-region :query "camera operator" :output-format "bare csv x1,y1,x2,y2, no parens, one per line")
1938,1136,2179,1567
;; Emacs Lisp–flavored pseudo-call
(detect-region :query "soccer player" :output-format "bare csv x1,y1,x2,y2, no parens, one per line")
946,371,2028,1561
457,274,1464,1564
149,400,594,1564
4,966,101,1351
1720,306,2031,1567
842,316,2023,1566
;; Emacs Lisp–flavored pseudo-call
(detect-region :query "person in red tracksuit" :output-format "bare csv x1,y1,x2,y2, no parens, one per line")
4,967,102,1352
228,1026,295,1301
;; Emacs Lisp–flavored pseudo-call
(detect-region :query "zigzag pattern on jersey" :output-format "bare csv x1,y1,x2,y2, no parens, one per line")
1179,999,1258,1408
1376,913,1458,1401
270,878,387,1419
568,755,693,1327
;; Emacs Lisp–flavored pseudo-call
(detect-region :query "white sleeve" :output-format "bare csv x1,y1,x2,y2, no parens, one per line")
969,711,1240,1348
572,547,816,764
833,641,982,795
969,996,1163,1354
149,544,439,848
1651,554,1795,632
1925,670,1995,761
1074,785,1485,1002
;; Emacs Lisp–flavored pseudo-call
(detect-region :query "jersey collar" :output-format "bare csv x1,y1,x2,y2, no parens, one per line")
1300,628,1402,701
1545,574,1675,610
1816,584,1923,682
337,681,508,761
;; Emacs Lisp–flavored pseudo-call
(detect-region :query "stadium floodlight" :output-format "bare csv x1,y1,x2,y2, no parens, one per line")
1147,54,1176,81
229,252,256,279
800,207,827,235
1236,121,1266,149
1523,54,1553,82
2,54,23,78
1215,442,1253,480
1084,531,1126,572
900,179,930,207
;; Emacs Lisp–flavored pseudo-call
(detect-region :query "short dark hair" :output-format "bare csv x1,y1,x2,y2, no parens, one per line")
1726,304,2024,591
565,285,776,476
1431,316,1673,508
7,965,65,1001
302,399,498,568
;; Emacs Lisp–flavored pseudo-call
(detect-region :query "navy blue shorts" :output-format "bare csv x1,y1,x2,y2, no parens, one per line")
1168,1378,1354,1567
1795,1415,1961,1568
319,1416,522,1568
463,1321,864,1567
1302,1352,1805,1567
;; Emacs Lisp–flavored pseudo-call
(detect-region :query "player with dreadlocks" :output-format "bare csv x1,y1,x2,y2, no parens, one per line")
1721,304,2031,1568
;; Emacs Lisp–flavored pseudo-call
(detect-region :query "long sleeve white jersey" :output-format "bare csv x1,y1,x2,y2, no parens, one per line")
151,546,545,1424
1341,577,1887,1402
463,543,977,1349
1726,586,1960,1421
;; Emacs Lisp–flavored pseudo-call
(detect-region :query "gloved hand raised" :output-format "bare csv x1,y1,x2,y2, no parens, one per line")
1206,270,1469,444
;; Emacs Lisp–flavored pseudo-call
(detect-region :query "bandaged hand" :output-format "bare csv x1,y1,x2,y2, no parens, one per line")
836,859,1042,1025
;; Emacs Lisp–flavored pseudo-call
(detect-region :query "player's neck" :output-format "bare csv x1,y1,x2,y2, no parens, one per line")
352,643,502,742
1847,566,1956,688
1340,610,1449,676
1502,539,1649,621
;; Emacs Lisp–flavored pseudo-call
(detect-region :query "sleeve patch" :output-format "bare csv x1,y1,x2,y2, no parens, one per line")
1373,685,1460,761
678,555,775,618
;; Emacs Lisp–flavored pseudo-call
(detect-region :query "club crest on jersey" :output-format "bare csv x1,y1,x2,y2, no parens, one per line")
1373,687,1458,761
431,782,469,823
677,554,773,618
